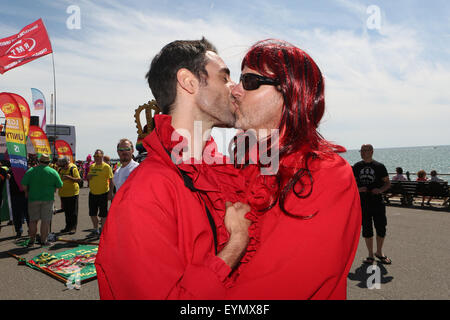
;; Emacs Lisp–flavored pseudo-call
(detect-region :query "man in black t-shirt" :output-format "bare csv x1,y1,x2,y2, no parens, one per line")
353,144,392,265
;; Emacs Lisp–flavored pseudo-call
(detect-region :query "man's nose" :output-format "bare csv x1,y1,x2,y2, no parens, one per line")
231,81,243,98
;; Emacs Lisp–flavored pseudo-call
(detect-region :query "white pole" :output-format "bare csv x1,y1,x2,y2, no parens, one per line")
51,53,57,159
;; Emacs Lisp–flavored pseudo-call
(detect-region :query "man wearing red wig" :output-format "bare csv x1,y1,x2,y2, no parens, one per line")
224,39,362,299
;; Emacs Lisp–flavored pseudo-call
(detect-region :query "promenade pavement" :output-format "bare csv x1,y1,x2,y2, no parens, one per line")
0,187,449,300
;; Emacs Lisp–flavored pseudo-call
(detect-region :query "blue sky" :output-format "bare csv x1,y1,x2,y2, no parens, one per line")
1,0,449,160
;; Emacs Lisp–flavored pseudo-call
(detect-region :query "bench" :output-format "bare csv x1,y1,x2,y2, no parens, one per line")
383,181,449,206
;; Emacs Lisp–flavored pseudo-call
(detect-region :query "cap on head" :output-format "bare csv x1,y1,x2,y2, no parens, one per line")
39,154,51,164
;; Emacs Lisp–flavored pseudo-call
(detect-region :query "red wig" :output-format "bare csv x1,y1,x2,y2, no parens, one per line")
239,39,345,218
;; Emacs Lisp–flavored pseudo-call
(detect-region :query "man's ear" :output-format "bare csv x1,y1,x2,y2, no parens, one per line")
177,68,198,94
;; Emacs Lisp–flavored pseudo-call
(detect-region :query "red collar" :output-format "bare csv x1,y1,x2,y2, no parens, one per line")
143,114,236,192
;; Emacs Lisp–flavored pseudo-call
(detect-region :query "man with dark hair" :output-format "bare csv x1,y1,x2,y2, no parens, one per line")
353,144,392,265
96,38,251,299
146,37,217,114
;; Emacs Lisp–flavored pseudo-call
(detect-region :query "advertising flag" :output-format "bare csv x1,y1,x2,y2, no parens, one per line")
0,93,28,191
8,93,31,138
29,125,52,158
15,245,98,286
31,88,47,131
55,139,73,163
0,18,53,74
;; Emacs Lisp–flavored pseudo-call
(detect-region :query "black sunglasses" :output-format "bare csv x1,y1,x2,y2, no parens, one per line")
240,73,279,90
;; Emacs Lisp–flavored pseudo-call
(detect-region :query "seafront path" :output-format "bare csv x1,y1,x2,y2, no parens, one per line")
0,187,449,300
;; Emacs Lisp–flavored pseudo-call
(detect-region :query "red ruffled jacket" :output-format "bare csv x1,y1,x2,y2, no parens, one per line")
225,152,362,299
95,115,245,299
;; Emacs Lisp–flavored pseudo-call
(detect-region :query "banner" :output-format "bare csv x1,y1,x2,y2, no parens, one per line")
8,93,31,138
29,125,52,158
31,88,47,131
55,139,73,163
0,93,28,192
27,245,98,285
0,18,53,74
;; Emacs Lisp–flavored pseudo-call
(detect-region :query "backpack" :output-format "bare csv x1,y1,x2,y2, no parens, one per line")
59,166,83,188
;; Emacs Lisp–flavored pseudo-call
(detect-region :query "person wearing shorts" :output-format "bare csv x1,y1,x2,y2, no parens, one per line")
87,149,114,236
57,156,82,234
353,144,392,265
21,154,63,247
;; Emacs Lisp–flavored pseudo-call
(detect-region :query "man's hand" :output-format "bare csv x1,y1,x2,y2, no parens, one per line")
223,202,251,236
217,202,252,269
358,186,368,193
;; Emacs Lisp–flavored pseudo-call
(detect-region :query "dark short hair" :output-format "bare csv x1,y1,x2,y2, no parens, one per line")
396,167,403,174
94,149,104,156
145,37,217,114
58,156,69,165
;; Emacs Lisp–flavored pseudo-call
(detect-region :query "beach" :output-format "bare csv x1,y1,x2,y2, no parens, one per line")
0,187,449,300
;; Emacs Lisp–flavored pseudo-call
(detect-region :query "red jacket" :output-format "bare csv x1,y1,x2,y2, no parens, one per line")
225,153,362,299
95,115,244,299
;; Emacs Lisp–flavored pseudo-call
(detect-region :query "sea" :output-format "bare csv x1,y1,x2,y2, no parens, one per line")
340,145,450,183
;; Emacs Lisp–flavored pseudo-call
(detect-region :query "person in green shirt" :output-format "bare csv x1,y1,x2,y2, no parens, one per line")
21,154,63,247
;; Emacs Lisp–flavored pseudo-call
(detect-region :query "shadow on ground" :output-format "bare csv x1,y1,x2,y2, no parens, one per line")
348,262,394,289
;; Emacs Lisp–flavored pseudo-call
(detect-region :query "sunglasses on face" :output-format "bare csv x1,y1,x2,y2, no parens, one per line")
239,73,280,91
117,147,132,152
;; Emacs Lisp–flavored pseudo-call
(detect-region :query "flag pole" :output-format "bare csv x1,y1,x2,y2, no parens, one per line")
51,52,57,160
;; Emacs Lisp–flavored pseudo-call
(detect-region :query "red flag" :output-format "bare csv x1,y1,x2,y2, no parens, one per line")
55,139,74,164
0,19,53,74
7,93,31,138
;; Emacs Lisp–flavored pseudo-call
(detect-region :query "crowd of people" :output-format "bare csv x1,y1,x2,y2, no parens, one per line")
0,137,140,245
388,166,447,206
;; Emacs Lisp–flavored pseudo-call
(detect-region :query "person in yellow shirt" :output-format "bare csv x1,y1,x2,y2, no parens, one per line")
87,149,114,236
57,156,82,234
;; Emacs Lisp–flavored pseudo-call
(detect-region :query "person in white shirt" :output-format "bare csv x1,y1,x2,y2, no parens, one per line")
429,170,443,182
392,167,407,181
113,138,139,192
